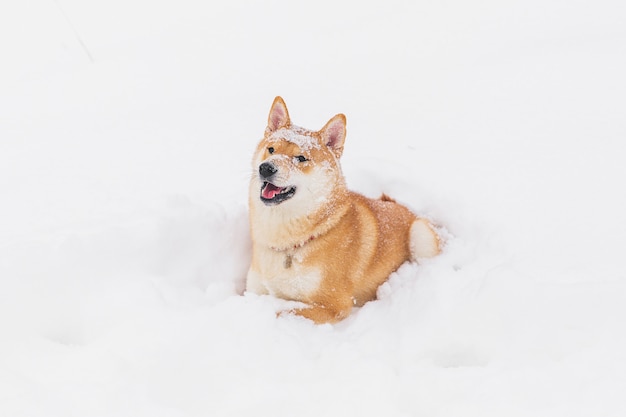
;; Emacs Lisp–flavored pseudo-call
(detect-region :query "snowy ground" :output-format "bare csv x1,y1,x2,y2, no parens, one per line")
2,0,626,416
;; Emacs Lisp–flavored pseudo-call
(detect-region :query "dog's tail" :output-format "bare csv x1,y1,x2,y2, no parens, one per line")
409,218,441,261
380,193,396,203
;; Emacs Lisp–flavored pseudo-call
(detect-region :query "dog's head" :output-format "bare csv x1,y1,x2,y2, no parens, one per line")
250,97,347,212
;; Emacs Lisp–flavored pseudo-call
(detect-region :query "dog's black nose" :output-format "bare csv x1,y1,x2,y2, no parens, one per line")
259,162,277,179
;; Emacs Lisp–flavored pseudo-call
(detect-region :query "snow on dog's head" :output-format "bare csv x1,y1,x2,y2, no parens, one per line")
249,97,347,217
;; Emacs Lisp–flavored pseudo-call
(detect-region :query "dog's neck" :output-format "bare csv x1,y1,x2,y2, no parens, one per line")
270,234,316,253
251,189,350,251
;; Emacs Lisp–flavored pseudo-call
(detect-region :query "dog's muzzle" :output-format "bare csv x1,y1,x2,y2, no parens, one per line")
258,162,296,205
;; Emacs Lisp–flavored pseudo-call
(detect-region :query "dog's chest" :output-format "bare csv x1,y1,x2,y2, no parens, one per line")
257,248,322,301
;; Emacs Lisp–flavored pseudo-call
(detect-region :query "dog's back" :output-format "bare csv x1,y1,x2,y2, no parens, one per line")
337,192,416,306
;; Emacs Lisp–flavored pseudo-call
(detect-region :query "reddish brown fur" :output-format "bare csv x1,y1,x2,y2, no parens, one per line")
291,193,418,322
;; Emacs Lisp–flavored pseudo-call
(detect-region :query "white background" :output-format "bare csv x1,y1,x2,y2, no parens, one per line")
1,1,625,416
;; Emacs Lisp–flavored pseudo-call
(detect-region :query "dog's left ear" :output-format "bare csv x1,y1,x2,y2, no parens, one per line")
320,114,347,158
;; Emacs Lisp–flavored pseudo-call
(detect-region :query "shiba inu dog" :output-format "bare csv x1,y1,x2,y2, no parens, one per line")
246,97,441,323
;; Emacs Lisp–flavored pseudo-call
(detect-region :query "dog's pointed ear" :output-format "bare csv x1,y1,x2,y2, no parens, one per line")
267,96,291,133
320,114,347,158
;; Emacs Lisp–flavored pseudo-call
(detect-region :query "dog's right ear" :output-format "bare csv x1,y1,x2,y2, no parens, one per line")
267,96,291,133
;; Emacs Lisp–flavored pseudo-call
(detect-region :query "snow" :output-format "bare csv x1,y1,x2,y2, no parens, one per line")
1,0,626,416
269,127,322,151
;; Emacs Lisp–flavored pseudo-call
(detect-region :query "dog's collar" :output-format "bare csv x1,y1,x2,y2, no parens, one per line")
270,235,315,252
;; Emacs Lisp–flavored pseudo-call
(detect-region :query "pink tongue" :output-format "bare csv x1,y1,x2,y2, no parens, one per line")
262,183,284,199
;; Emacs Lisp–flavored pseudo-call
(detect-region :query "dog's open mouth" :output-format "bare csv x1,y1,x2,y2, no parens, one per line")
260,182,296,205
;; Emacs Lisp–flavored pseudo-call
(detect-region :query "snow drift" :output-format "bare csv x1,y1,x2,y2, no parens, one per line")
1,0,625,416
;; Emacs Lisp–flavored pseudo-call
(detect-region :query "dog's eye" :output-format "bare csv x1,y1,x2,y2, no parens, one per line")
295,155,308,163
268,147,274,154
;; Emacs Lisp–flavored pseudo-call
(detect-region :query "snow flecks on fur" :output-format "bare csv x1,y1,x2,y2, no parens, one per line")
269,126,321,151
320,160,334,171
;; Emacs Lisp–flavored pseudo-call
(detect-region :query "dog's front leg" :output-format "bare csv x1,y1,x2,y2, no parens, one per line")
245,268,269,295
